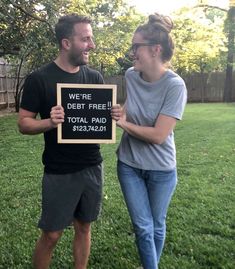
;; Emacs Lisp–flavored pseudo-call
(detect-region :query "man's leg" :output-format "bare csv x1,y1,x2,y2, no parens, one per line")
72,164,103,269
73,220,91,269
33,230,63,269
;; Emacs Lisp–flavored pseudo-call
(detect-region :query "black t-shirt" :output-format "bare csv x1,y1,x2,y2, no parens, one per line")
20,62,104,174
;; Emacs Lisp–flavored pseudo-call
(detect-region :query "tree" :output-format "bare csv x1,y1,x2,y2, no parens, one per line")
68,0,143,76
0,0,69,111
224,3,235,102
0,0,143,111
194,0,235,102
172,7,227,75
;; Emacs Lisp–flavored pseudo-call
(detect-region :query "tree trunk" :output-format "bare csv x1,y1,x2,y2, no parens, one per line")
224,7,235,102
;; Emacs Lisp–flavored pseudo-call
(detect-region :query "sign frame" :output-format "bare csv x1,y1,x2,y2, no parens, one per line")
57,83,117,144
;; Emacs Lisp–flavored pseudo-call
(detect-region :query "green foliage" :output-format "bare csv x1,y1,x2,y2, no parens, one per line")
0,0,143,77
0,103,235,268
0,1,231,77
68,0,144,76
1,0,67,67
172,7,227,74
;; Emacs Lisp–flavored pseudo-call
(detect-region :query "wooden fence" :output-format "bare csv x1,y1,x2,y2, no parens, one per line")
0,63,15,109
105,72,235,103
1,62,235,110
183,72,235,102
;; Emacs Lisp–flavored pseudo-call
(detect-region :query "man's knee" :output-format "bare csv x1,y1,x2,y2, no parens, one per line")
74,220,91,235
41,230,63,248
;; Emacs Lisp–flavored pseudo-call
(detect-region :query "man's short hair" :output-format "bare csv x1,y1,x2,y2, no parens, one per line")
55,14,92,47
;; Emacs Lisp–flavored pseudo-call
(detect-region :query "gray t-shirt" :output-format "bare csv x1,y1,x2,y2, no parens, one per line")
117,67,187,171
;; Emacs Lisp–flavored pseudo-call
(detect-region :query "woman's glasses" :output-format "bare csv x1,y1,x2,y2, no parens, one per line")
130,42,157,54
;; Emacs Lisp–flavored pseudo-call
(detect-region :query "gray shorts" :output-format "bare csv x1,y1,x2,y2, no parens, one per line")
38,163,103,231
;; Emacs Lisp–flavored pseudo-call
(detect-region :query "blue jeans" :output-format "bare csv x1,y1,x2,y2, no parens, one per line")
117,161,177,269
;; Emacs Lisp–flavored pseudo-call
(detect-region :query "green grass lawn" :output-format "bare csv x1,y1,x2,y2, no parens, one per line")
0,103,235,269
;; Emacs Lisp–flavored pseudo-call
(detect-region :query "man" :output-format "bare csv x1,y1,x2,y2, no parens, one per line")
18,14,104,269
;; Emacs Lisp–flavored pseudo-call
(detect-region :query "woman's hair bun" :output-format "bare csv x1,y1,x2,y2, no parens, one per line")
148,13,173,33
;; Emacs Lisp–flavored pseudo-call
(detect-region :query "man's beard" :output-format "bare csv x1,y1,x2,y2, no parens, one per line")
68,49,88,67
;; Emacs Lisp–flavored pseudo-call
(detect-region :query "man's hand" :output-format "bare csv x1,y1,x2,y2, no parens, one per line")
50,105,65,128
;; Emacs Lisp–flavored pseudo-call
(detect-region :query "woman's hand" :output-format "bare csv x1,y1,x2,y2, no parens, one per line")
111,104,126,128
111,104,122,121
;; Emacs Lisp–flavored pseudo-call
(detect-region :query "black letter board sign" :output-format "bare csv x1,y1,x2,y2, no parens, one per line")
57,83,117,144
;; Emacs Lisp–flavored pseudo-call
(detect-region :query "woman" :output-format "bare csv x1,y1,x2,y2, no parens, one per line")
111,13,187,269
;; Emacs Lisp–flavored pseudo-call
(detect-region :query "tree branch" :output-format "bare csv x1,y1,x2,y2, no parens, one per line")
195,4,228,12
8,0,54,34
